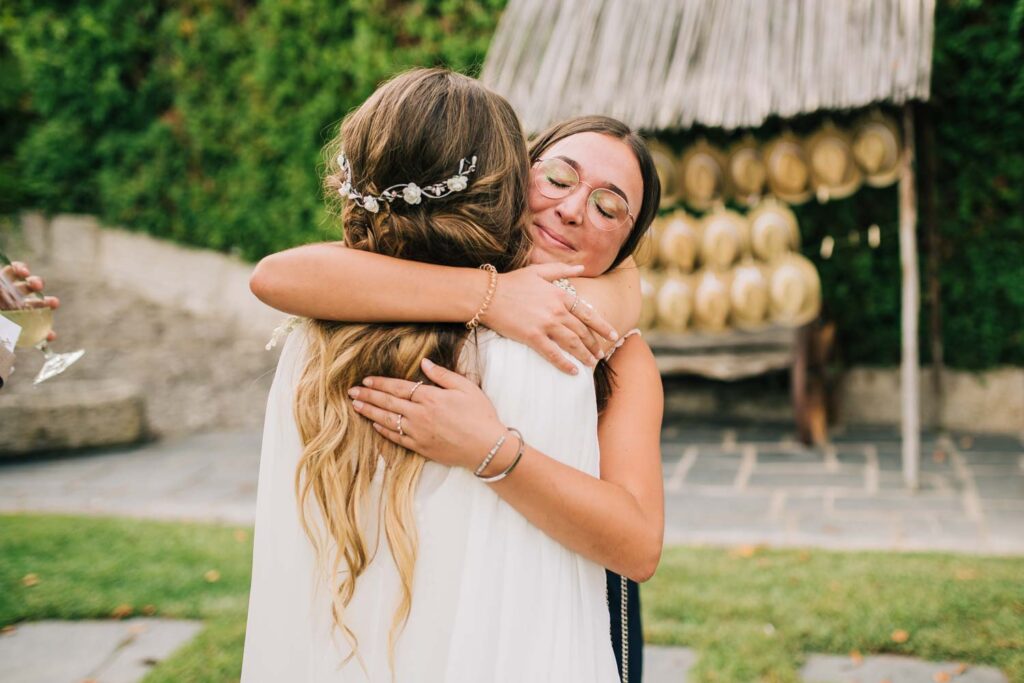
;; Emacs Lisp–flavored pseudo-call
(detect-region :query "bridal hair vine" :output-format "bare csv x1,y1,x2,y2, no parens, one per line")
337,152,478,213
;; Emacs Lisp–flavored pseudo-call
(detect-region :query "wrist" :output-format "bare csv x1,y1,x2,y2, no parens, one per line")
469,423,510,473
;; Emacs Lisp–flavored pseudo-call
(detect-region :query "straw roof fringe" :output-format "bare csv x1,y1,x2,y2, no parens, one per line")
482,0,935,132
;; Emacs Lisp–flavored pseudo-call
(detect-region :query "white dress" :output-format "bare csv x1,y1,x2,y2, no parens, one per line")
241,327,619,682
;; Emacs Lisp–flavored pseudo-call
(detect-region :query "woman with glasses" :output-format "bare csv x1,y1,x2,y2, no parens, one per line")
251,114,664,683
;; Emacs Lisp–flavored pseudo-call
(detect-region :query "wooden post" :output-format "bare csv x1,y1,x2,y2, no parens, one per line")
899,104,921,490
917,102,944,428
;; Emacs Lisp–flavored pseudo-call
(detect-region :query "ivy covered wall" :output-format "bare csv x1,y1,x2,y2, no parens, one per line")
1,0,1020,368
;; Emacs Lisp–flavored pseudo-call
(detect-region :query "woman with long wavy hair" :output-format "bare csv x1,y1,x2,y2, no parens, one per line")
252,113,665,682
242,68,650,682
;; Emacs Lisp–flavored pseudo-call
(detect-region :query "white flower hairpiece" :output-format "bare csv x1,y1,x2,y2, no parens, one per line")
336,153,478,214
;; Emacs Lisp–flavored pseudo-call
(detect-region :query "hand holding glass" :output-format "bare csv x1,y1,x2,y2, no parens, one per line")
0,253,84,384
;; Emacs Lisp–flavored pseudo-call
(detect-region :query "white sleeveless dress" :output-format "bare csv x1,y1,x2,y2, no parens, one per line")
241,327,619,682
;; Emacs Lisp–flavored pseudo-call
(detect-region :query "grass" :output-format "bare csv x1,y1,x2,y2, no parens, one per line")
1,514,1022,682
643,545,1024,682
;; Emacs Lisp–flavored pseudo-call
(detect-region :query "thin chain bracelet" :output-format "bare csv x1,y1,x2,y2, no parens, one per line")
466,264,497,330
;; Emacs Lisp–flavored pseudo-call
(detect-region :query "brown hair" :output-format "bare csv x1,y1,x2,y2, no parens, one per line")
294,67,531,667
529,115,661,410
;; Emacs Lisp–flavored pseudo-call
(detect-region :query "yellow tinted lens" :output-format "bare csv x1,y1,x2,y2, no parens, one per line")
538,159,577,197
589,189,629,229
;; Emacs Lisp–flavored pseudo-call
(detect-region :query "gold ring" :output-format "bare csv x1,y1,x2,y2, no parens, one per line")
408,381,424,401
396,414,404,437
569,294,580,315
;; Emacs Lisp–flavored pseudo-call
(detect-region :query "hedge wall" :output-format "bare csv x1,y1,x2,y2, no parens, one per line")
1,0,1021,369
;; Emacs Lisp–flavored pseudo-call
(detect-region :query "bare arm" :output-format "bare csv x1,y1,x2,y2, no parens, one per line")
251,242,638,371
352,336,665,581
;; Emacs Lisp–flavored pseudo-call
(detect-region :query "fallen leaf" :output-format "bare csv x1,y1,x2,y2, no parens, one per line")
934,672,951,682
954,568,978,581
958,435,973,449
729,544,759,558
21,573,39,588
881,679,893,683
932,449,947,463
141,604,157,616
952,663,968,675
234,529,249,543
797,550,812,562
829,580,843,592
127,623,148,636
849,649,863,664
80,679,99,683
111,604,133,619
204,569,221,583
891,629,910,643
1,625,15,636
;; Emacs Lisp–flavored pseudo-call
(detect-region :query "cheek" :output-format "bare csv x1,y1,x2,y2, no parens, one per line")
578,230,628,273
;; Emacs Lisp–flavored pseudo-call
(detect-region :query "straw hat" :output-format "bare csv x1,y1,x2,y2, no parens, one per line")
851,111,902,187
692,269,731,333
726,136,767,206
729,260,770,330
655,271,694,332
678,140,726,211
648,140,681,208
698,206,747,271
764,133,812,205
766,253,821,327
747,198,800,263
658,210,700,272
639,272,658,330
805,122,863,202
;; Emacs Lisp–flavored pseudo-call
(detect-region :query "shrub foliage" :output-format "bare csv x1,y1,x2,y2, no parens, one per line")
1,0,1020,368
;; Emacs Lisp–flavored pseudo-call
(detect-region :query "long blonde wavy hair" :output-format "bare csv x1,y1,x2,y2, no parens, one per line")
292,68,532,664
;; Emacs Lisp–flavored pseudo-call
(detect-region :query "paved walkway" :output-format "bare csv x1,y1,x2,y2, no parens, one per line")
1,423,1020,682
2,423,1022,554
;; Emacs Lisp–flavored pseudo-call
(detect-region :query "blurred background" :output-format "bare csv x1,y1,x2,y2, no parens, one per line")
0,1,1022,682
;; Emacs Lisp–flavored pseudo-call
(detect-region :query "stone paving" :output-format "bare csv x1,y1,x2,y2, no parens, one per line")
0,422,1020,682
2,423,1021,554
0,618,202,683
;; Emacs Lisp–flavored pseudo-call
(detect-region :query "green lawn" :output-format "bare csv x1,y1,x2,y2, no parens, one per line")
1,514,1021,682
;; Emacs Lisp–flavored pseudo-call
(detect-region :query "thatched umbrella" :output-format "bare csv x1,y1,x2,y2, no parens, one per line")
483,0,936,489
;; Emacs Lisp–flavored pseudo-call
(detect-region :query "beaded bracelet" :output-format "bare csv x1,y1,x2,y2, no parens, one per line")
466,264,498,330
476,428,525,483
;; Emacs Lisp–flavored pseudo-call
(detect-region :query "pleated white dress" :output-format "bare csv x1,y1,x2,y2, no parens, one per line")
241,327,618,682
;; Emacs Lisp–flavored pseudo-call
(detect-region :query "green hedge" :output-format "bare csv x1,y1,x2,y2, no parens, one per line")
1,0,1021,369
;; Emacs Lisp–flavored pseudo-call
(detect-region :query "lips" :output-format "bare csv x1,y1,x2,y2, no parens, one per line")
534,223,575,251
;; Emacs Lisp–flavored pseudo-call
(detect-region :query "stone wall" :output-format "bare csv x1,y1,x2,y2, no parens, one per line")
5,212,1022,436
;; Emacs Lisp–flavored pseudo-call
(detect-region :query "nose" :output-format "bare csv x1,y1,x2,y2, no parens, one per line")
555,184,589,227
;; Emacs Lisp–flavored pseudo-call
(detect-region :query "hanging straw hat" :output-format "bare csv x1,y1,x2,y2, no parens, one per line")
766,253,821,327
698,206,747,271
747,198,800,263
851,111,902,187
658,210,700,272
692,269,731,333
726,135,767,206
678,139,726,211
639,271,658,330
729,260,770,330
648,140,681,208
764,133,812,205
804,121,863,202
655,270,694,332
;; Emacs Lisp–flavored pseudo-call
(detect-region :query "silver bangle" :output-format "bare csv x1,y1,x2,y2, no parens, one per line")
476,428,524,483
474,431,508,476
